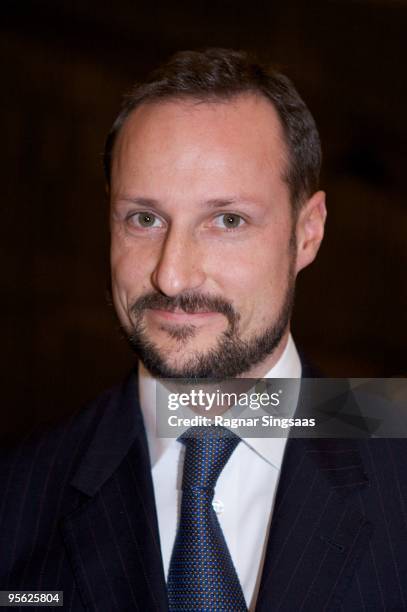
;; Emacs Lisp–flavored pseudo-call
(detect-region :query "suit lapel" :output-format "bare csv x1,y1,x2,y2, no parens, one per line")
61,372,168,611
255,437,372,611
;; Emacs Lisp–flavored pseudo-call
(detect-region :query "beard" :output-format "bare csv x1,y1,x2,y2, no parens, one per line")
123,261,296,380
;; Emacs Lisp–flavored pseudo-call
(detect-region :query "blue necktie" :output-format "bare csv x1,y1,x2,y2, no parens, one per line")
167,426,247,611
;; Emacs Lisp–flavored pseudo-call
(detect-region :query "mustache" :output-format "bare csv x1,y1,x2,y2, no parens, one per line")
130,292,239,328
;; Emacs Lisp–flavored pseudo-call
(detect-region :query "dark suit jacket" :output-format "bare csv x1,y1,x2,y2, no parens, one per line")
1,370,407,611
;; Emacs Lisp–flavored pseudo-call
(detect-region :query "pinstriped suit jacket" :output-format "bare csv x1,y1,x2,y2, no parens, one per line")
1,370,407,611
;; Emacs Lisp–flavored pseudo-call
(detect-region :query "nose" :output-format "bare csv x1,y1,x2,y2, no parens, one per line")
151,226,206,297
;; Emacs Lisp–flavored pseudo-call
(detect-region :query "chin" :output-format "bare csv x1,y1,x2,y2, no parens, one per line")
152,327,219,351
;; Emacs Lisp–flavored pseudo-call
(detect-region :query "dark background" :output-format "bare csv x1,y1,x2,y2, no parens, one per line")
2,0,406,437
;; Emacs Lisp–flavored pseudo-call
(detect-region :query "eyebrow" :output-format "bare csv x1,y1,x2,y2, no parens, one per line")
115,195,261,209
117,196,159,207
205,198,243,208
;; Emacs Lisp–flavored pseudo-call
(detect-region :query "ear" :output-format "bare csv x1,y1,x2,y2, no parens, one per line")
295,190,327,274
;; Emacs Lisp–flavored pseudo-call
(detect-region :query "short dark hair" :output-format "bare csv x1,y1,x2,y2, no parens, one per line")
103,48,321,211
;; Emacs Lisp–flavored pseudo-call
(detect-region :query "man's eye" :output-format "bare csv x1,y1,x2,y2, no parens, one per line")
214,213,245,229
129,212,163,228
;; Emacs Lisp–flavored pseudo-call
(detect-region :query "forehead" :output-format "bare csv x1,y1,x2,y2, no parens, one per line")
111,94,289,198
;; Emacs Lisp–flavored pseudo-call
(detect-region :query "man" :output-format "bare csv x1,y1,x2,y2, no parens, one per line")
1,49,406,611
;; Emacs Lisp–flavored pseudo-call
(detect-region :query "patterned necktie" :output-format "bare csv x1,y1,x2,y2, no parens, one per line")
167,426,247,611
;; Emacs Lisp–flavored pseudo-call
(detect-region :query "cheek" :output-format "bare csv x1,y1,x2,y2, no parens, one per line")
225,240,292,321
235,244,286,287
110,237,155,301
206,247,267,313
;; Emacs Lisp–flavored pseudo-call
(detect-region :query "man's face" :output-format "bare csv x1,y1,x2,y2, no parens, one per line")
110,94,319,378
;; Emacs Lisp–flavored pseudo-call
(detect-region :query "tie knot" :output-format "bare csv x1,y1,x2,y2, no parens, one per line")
179,426,240,490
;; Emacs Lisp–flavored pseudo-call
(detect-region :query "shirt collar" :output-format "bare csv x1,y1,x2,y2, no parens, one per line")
139,333,302,469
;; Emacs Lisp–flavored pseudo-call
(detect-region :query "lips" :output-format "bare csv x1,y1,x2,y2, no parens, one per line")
148,308,219,321
157,307,214,315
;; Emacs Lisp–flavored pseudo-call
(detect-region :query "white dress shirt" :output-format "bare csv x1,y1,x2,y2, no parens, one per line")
139,334,302,610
